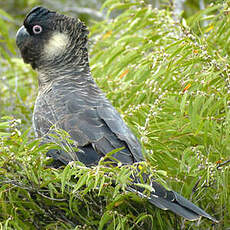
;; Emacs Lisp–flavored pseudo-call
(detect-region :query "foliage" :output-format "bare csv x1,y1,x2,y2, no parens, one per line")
0,0,230,229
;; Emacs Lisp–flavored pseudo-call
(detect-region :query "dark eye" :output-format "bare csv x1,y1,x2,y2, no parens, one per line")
32,25,42,34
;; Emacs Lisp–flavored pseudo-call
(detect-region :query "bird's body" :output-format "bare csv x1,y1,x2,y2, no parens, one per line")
16,6,217,223
33,73,142,165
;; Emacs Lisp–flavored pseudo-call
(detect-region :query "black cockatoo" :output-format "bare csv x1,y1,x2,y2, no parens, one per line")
16,6,217,223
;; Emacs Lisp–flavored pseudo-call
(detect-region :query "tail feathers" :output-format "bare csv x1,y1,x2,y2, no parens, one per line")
129,180,218,223
148,193,200,221
172,191,218,222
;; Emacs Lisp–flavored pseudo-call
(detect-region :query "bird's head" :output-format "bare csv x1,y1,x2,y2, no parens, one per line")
16,6,89,71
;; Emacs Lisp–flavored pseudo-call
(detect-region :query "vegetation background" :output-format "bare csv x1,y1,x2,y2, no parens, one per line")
0,0,229,229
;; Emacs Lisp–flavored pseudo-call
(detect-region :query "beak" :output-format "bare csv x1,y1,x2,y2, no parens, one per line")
16,26,29,48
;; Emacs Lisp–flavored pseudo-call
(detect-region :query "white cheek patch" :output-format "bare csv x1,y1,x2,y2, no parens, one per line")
43,33,68,58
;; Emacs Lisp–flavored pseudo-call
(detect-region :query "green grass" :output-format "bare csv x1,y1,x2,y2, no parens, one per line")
0,0,229,229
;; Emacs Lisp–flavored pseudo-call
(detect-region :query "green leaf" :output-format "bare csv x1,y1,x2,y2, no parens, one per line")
98,211,112,230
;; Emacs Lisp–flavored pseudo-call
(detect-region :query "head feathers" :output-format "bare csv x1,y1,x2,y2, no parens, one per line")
16,6,89,71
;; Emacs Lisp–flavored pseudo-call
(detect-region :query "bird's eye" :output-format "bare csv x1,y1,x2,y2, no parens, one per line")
32,25,42,34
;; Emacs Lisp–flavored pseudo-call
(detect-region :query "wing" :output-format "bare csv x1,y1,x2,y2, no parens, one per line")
34,81,143,165
96,102,143,162
61,91,143,164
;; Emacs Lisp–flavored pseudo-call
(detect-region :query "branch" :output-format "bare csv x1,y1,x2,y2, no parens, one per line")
216,159,230,170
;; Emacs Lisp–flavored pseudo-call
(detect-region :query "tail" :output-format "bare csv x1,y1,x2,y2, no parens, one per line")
128,180,218,222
